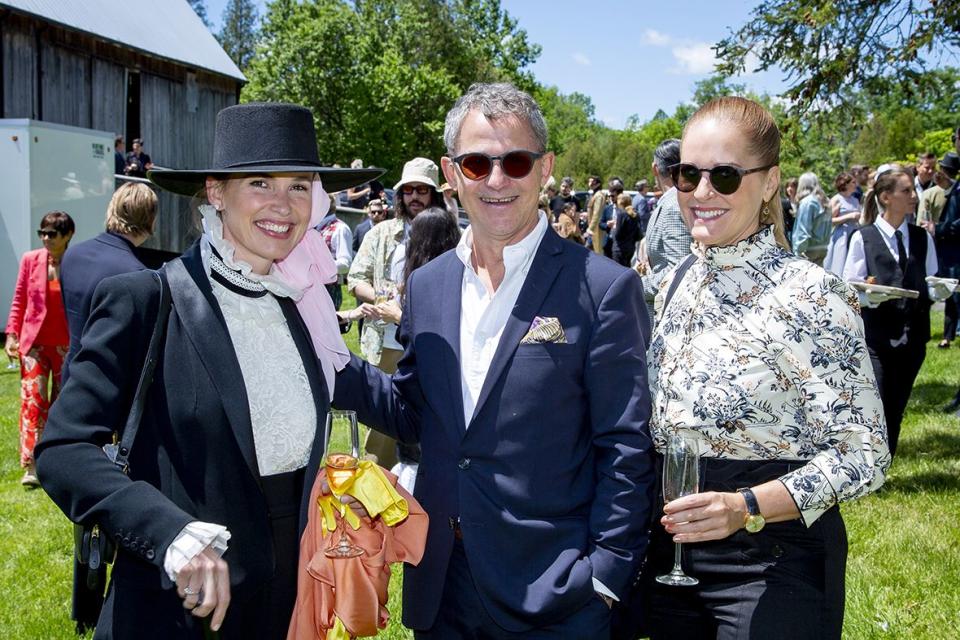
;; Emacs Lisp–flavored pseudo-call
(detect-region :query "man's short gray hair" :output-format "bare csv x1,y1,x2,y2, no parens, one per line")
444,83,548,155
653,139,681,177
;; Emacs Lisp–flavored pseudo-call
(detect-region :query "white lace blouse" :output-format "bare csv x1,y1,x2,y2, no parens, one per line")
648,226,890,525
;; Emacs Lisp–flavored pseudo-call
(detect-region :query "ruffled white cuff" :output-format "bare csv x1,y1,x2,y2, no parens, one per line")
163,521,232,581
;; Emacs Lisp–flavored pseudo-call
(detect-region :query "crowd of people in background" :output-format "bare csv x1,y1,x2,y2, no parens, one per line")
4,83,960,640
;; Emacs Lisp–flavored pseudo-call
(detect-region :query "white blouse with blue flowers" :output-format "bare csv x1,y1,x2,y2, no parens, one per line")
648,226,890,526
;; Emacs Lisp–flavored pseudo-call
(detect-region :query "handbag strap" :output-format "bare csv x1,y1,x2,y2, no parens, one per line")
108,269,172,472
662,253,697,312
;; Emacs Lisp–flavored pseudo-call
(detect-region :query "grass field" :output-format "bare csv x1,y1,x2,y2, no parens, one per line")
1,305,958,639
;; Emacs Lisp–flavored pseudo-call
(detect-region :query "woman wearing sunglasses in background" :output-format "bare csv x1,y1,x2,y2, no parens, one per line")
4,211,75,487
640,97,889,639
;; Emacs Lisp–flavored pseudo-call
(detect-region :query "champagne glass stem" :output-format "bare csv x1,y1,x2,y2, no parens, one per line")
672,542,684,575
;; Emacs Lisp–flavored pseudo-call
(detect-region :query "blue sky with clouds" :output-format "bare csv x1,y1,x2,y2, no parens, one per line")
206,0,789,128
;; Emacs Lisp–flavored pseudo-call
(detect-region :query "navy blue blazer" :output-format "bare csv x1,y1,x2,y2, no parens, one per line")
60,232,147,383
335,227,656,632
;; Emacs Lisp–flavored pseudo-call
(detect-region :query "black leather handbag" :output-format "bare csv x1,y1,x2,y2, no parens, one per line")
71,270,172,631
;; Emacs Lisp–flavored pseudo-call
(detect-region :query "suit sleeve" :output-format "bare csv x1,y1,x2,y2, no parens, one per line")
333,271,425,443
584,268,657,597
5,253,31,335
35,275,194,569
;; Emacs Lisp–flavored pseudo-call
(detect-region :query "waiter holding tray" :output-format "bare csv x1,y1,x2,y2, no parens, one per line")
843,166,938,458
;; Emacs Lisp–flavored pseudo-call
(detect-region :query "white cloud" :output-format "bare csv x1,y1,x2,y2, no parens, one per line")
670,43,717,75
572,52,591,66
642,29,671,46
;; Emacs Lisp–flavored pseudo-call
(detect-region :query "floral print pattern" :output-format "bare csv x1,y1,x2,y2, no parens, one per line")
648,226,890,525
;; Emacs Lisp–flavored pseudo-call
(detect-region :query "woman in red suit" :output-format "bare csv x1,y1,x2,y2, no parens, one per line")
4,211,74,486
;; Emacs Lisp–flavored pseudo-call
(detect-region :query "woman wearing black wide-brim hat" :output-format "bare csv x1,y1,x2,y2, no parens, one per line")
36,102,384,639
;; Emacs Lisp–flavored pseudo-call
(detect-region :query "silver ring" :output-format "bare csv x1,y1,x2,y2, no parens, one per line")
183,586,197,596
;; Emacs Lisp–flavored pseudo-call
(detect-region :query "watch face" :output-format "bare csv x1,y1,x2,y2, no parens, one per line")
745,514,766,533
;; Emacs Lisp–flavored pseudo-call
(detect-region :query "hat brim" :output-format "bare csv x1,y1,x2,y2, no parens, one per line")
148,166,385,197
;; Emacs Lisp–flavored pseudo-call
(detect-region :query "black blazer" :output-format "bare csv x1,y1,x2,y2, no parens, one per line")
60,232,147,384
36,242,329,636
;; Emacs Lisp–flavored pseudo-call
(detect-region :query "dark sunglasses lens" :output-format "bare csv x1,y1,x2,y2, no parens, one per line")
675,165,701,192
710,166,743,195
502,151,535,178
459,154,492,180
37,230,58,238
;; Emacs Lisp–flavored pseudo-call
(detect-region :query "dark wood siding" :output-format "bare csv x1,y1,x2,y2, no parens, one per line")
0,11,241,253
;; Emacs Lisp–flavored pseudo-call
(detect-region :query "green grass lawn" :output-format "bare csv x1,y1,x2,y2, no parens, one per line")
2,304,958,638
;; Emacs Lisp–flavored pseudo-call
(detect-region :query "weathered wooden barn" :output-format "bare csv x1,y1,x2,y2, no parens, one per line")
0,0,245,252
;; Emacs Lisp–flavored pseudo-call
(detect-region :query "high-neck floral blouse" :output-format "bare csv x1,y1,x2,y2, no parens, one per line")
648,226,890,526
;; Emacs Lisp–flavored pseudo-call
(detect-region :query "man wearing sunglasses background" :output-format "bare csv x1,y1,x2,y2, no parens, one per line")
347,156,445,470
335,82,655,638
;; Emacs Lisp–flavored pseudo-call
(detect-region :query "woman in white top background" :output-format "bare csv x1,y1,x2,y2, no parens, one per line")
842,167,937,458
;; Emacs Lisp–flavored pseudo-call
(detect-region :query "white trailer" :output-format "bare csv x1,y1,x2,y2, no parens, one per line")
0,119,113,319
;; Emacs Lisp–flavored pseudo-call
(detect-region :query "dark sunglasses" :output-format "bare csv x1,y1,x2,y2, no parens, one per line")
451,150,544,181
670,163,775,195
401,184,432,196
37,229,61,239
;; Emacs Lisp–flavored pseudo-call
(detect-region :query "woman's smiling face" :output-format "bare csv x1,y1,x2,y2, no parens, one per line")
207,173,314,274
677,117,780,248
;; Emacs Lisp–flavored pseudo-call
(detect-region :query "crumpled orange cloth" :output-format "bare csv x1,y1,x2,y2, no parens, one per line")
287,463,428,639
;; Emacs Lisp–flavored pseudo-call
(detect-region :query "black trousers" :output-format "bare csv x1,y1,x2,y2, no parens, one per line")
639,458,847,640
944,291,959,341
415,539,612,640
869,341,926,457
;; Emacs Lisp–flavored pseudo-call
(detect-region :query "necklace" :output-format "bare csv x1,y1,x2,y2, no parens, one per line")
209,251,268,298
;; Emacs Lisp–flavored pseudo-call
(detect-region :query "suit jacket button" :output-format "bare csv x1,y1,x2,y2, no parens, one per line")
145,549,155,560
458,458,471,470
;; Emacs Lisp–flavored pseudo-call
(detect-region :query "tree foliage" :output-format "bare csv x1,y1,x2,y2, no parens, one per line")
187,0,212,29
716,0,960,119
218,0,260,71
243,0,539,183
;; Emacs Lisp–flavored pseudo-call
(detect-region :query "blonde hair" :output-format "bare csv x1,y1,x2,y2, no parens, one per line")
861,167,910,226
616,193,636,218
105,182,158,236
683,96,788,249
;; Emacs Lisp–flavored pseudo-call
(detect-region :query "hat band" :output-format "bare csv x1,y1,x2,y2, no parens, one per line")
219,158,324,169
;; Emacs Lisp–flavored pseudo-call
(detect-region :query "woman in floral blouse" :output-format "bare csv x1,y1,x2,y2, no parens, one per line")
640,97,889,639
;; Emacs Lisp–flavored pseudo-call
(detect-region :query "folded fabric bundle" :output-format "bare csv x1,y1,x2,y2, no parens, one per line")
287,461,428,639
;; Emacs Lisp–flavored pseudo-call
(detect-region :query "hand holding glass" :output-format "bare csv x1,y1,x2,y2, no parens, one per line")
656,435,700,586
373,281,397,327
323,410,365,559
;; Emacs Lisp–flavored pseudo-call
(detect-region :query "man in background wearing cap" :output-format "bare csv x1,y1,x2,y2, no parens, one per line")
124,138,153,178
347,156,445,468
934,132,960,359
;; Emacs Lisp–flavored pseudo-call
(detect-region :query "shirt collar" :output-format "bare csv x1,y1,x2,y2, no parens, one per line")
456,211,548,276
874,215,908,238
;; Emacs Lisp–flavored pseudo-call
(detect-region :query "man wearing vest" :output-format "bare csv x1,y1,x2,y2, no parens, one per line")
843,167,938,457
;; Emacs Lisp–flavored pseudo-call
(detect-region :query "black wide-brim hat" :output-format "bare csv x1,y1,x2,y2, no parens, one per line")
148,102,384,196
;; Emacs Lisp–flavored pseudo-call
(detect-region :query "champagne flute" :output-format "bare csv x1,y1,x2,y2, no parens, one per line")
323,410,365,559
656,435,700,586
372,280,397,327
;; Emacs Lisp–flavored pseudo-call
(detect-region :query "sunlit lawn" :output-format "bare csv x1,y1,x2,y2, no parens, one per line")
2,302,958,638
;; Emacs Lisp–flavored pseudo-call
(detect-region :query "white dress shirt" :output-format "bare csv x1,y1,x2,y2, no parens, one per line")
454,212,617,601
842,216,938,282
456,212,548,427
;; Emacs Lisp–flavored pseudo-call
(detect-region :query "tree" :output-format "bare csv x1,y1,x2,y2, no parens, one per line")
187,0,212,28
218,0,260,71
243,0,540,183
716,0,960,119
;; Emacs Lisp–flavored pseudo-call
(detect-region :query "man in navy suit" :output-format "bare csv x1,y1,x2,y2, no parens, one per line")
60,182,157,384
335,82,655,638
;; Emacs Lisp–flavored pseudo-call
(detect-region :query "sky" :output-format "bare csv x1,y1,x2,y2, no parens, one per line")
204,0,790,129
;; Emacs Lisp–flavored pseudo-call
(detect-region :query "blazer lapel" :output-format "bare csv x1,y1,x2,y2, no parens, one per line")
439,257,468,434
469,229,565,426
166,245,261,483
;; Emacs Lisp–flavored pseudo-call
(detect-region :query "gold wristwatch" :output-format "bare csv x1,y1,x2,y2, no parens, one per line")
737,487,766,533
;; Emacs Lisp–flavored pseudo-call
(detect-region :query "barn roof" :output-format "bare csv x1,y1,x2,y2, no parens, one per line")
0,0,245,82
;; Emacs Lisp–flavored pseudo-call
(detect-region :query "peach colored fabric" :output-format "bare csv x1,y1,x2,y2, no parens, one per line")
287,467,428,639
